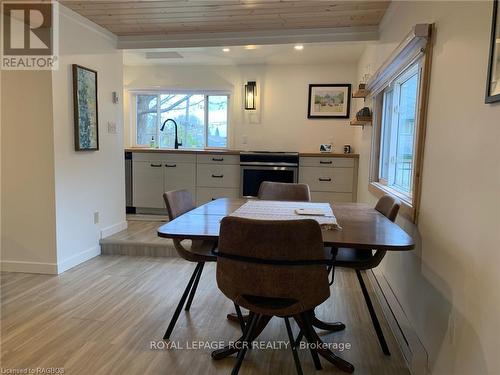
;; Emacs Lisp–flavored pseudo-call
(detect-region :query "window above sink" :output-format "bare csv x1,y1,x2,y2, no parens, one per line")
132,91,229,149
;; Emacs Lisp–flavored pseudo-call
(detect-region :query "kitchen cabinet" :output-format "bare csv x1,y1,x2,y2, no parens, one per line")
132,161,165,208
299,156,358,204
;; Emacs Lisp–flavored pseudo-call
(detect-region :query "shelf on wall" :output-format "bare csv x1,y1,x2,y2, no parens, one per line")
352,89,370,99
350,116,372,126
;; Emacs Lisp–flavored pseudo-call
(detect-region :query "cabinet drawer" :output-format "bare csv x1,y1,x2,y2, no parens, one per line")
197,154,239,165
132,152,196,163
299,167,353,192
164,163,196,196
197,164,240,188
310,191,354,204
299,157,354,168
196,188,240,206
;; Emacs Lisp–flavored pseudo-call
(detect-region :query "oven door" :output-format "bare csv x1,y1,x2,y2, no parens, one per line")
240,166,298,198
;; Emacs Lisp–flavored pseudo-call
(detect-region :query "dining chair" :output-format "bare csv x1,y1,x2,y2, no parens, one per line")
331,195,400,356
257,181,311,201
162,189,217,340
213,216,355,374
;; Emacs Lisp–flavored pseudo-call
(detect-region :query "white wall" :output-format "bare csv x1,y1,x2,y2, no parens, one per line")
354,2,500,374
52,7,126,272
1,71,58,273
124,63,358,153
1,6,125,274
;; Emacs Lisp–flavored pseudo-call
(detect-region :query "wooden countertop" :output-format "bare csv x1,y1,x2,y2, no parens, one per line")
125,148,359,158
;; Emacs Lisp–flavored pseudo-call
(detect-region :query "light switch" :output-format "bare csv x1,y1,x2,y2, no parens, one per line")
107,121,117,134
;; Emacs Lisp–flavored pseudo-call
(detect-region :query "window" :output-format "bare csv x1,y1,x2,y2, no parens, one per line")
378,64,420,197
134,93,229,149
367,24,433,222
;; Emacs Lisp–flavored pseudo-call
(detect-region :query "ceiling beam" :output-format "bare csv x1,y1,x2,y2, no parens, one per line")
117,26,379,49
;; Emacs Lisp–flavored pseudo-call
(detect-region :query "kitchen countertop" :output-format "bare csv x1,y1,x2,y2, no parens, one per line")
125,148,359,158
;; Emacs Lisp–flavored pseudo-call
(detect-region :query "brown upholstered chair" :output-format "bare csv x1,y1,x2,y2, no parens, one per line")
331,195,400,355
162,190,217,339
258,181,311,202
213,217,354,374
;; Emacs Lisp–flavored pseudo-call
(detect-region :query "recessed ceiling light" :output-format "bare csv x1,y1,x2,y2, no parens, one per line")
245,45,258,50
222,48,230,52
294,45,304,51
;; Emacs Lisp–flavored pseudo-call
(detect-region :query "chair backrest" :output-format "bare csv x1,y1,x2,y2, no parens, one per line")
163,189,195,220
258,181,311,202
374,195,400,222
216,216,330,316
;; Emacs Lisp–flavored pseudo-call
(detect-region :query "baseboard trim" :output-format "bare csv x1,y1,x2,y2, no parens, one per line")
57,245,100,274
0,260,58,274
367,269,429,375
100,221,128,239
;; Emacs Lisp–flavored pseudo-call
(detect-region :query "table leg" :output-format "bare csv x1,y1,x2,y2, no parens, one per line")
311,309,346,332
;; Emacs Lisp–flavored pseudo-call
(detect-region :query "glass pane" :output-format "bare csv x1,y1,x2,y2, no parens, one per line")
393,71,419,194
379,89,394,183
207,95,228,147
159,94,205,149
136,95,158,145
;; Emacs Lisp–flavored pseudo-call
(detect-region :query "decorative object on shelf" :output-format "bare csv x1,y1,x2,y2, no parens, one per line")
319,144,332,153
485,0,500,103
244,81,257,110
307,84,351,119
350,106,372,126
344,145,351,154
73,64,99,151
352,83,370,99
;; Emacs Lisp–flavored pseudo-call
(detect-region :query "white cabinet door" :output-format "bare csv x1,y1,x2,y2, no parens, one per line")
196,187,240,206
132,161,165,208
196,164,240,188
164,162,196,197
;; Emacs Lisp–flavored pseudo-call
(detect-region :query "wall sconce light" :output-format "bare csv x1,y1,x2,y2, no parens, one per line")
244,81,257,110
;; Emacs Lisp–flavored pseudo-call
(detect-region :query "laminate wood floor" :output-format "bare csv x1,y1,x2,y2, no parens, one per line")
0,256,409,375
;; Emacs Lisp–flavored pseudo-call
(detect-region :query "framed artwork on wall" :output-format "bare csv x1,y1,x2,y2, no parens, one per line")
73,64,99,151
486,0,500,103
307,84,351,119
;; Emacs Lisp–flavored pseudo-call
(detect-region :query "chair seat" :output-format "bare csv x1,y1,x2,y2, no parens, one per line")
332,248,373,268
176,239,217,263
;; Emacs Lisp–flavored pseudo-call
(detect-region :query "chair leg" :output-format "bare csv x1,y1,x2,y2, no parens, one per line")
231,313,258,375
299,312,322,370
284,317,303,375
163,262,202,340
185,262,204,311
355,270,390,356
234,303,246,332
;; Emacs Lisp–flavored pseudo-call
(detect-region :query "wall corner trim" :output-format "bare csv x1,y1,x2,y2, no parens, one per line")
57,245,100,274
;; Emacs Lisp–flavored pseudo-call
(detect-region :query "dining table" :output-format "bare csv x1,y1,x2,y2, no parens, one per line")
157,197,414,368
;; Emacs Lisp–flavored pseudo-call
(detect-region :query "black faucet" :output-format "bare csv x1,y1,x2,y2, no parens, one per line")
160,118,182,149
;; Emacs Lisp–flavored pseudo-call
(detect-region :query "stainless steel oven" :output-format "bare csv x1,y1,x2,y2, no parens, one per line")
240,151,299,198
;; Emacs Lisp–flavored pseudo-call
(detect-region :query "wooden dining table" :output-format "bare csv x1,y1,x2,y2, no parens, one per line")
157,198,414,371
157,197,415,252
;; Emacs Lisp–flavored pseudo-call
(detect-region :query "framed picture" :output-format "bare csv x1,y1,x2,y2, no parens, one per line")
73,64,99,150
486,0,500,103
308,84,351,119
319,144,332,153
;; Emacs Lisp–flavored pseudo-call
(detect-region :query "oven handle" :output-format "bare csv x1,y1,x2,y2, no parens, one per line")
239,162,298,167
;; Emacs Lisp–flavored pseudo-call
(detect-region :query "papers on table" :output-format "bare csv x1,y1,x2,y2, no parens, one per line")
229,200,341,230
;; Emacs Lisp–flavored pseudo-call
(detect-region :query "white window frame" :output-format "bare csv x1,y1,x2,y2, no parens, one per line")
130,89,231,149
367,24,433,223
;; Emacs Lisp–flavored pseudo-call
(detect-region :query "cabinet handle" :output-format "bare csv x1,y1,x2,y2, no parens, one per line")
319,178,332,182
211,174,224,178
212,157,224,162
165,164,177,168
150,163,162,167
320,160,333,165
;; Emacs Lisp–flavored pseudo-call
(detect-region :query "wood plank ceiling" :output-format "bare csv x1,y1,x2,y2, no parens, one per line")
61,0,390,37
